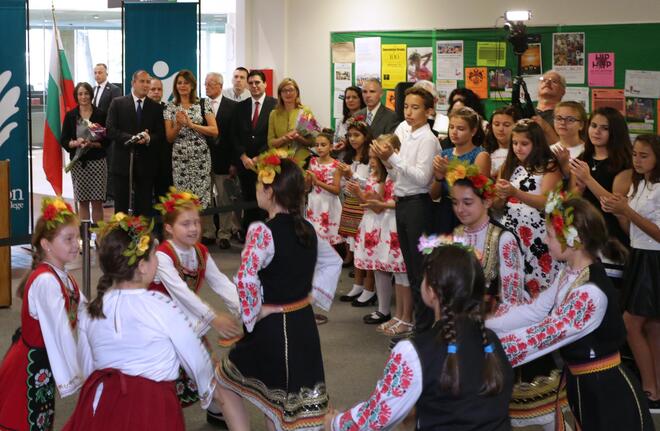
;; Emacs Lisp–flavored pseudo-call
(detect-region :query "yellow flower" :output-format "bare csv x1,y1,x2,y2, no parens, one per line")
453,164,467,180
114,212,127,222
52,199,68,210
274,149,289,158
258,167,276,184
180,192,192,200
137,235,150,254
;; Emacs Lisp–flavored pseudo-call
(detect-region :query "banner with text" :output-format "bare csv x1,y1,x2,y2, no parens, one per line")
0,0,29,237
124,2,197,101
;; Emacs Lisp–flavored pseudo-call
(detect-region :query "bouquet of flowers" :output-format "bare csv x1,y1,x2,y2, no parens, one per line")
295,111,321,139
64,119,107,172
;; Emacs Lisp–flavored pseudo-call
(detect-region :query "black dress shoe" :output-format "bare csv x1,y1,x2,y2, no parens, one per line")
351,293,377,307
206,410,228,429
339,292,362,302
364,312,391,324
218,238,231,249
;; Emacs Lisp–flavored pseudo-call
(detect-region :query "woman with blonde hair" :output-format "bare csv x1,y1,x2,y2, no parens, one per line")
267,77,316,153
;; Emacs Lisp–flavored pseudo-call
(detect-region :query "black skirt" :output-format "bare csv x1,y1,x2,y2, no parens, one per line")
622,248,660,317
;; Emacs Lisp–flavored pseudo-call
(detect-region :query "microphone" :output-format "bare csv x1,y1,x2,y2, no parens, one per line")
124,131,148,147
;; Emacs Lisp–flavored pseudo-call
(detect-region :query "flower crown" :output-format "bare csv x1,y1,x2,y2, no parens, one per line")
346,114,368,129
94,212,154,266
41,197,75,230
544,186,580,250
418,234,483,261
445,160,495,200
154,187,202,215
254,147,308,184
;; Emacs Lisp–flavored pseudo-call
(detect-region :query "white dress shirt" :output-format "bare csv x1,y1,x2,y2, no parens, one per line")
209,94,222,116
222,87,251,102
93,80,108,106
250,93,266,119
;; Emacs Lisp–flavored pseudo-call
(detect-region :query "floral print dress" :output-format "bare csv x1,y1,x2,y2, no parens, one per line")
502,165,561,298
354,177,385,271
164,100,213,208
374,177,406,274
305,157,343,245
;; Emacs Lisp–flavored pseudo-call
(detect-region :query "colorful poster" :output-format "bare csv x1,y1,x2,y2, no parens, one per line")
436,40,464,80
552,32,585,84
465,67,488,99
564,87,591,113
355,37,381,87
521,43,542,76
488,68,513,100
588,53,615,87
591,89,625,114
406,47,433,82
332,42,355,63
435,79,457,112
385,90,396,111
0,0,29,237
381,44,407,89
476,42,506,67
624,70,660,99
626,97,655,134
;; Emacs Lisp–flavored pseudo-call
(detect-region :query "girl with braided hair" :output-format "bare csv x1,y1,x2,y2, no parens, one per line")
63,213,216,431
325,243,513,430
0,198,82,431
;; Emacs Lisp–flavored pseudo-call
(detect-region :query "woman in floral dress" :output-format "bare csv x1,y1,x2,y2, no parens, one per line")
164,70,218,208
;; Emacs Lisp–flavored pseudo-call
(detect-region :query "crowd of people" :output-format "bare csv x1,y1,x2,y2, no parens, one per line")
0,65,658,431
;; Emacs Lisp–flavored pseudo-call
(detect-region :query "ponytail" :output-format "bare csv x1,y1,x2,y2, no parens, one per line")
87,274,113,319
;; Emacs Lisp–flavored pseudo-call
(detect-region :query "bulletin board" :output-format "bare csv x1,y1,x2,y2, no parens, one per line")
330,23,660,135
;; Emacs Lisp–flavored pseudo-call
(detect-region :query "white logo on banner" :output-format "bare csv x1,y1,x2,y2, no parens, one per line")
0,70,20,148
152,60,176,102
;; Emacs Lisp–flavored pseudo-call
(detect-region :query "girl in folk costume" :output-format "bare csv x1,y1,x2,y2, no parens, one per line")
324,243,513,430
63,214,217,431
601,134,660,410
305,129,343,246
488,192,653,431
150,187,241,424
361,134,412,335
350,149,388,310
215,149,342,431
0,198,83,431
445,160,527,310
337,116,374,304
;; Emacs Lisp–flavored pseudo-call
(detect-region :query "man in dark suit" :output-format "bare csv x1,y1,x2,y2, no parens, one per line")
106,70,165,216
235,70,276,233
355,78,400,137
203,72,241,249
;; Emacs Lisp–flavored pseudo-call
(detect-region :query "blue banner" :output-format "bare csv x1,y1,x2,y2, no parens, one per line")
0,0,29,238
124,2,197,101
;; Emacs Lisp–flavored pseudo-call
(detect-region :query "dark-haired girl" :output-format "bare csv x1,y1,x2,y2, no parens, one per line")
489,195,653,431
215,155,342,431
325,243,513,430
0,198,82,431
484,106,519,178
333,86,366,151
63,214,215,431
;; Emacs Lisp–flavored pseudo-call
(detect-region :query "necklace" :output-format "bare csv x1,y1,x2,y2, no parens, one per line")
591,157,607,172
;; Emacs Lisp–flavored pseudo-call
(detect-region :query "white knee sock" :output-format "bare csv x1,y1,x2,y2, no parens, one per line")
355,289,376,302
346,284,364,296
374,271,393,315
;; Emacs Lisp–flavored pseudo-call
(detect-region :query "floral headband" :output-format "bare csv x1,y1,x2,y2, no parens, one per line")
254,147,308,184
346,114,368,129
418,234,483,261
41,197,76,230
545,186,580,250
154,187,202,215
445,160,495,200
94,212,154,266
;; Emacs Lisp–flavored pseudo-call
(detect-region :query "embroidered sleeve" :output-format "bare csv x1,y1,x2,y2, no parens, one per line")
29,274,83,397
497,283,607,367
156,251,215,337
498,231,528,306
332,340,422,431
311,234,342,311
205,257,240,317
234,222,275,332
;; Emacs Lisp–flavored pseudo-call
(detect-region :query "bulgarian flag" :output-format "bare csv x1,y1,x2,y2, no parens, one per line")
43,24,75,195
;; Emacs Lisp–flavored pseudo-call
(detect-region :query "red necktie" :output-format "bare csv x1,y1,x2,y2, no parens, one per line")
252,101,260,129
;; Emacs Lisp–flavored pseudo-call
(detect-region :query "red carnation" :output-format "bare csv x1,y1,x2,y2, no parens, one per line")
171,193,183,200
43,205,57,221
164,200,176,212
471,174,488,190
551,215,564,234
264,155,281,165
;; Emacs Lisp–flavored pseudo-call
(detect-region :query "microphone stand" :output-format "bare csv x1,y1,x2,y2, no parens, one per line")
124,138,136,216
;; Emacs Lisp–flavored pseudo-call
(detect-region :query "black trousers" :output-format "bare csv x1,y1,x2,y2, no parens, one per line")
238,168,267,233
395,194,435,332
112,174,155,217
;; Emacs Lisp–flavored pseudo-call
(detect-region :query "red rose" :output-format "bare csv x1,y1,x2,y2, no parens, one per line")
471,174,488,190
518,226,533,246
164,200,176,212
539,253,552,273
264,155,281,166
43,205,57,221
551,215,564,234
171,193,183,200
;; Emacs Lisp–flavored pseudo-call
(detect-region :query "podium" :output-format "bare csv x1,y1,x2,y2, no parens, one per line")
0,161,11,307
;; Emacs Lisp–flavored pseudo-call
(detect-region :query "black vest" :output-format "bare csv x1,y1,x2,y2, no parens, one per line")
411,318,513,431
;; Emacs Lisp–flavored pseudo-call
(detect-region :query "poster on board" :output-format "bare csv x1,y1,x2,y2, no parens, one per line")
591,89,625,114
521,43,542,76
407,47,433,82
333,63,352,119
381,44,407,89
588,52,615,87
465,67,488,99
355,37,381,87
552,32,585,84
624,70,660,99
436,79,457,112
476,42,506,67
436,40,464,80
626,97,655,134
332,42,355,63
488,68,513,100
564,87,591,113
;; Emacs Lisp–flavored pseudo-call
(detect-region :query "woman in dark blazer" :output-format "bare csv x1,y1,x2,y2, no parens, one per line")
60,82,108,222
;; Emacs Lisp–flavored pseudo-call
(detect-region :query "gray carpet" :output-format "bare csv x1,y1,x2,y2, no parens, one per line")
1,244,658,430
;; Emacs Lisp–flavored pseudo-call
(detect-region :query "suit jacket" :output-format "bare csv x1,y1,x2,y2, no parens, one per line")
207,96,237,175
234,96,277,162
94,82,122,114
356,105,400,137
106,95,165,178
60,106,108,161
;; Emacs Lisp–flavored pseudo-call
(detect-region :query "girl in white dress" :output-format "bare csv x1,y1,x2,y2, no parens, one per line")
63,213,217,431
484,106,518,178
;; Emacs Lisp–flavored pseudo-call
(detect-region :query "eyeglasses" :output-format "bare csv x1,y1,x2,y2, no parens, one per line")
281,87,296,94
554,115,580,124
539,76,562,86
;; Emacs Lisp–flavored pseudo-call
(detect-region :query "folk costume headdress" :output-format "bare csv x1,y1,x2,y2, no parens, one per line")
545,186,580,250
94,213,154,266
154,187,202,215
254,147,308,185
445,159,495,200
41,197,76,230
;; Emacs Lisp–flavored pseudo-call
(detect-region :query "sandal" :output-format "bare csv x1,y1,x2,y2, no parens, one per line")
377,317,400,333
384,320,414,337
